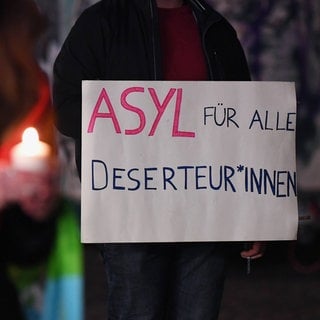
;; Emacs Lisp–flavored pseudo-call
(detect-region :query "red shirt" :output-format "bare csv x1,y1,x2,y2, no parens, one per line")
158,4,208,81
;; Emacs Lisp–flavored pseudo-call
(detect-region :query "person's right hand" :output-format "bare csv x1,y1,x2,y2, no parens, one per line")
13,166,60,220
0,162,16,209
240,241,266,260
0,162,60,220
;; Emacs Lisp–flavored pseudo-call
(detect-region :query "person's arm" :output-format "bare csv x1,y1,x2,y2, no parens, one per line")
222,23,264,259
53,5,107,140
207,16,251,81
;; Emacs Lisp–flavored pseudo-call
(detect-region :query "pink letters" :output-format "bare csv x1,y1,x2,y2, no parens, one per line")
148,87,176,136
121,87,146,135
87,86,195,138
172,88,195,137
87,88,121,133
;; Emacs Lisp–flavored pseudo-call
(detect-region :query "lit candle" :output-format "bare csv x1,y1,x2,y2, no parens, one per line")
10,127,51,172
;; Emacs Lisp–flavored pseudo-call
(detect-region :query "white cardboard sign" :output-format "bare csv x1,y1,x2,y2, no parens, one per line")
81,81,298,243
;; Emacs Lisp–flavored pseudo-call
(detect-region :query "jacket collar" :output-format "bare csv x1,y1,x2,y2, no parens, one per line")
188,0,224,26
132,0,223,24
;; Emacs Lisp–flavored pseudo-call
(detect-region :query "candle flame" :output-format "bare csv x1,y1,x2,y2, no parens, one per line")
22,127,39,144
10,127,51,171
21,127,41,155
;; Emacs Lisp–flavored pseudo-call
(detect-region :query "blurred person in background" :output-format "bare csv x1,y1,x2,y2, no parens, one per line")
0,0,58,204
0,0,60,318
0,0,82,320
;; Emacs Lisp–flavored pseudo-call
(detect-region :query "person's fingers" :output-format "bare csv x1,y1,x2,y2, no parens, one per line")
240,241,266,259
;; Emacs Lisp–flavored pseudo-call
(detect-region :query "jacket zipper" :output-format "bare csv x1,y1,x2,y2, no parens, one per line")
202,31,214,80
212,50,225,80
149,0,159,80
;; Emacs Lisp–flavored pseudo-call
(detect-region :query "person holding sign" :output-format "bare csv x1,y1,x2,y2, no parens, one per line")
53,0,265,319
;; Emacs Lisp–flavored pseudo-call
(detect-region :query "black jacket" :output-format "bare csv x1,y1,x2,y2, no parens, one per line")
53,0,251,172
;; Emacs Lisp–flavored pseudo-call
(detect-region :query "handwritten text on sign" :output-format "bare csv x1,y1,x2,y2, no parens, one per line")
81,81,298,243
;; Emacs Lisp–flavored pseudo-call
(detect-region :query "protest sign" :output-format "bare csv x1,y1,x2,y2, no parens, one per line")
81,81,298,243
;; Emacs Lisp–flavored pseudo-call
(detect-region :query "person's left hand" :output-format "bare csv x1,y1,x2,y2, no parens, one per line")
0,160,60,220
240,241,266,260
14,166,60,221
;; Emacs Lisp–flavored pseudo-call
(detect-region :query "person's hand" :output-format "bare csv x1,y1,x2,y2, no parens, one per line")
0,163,8,209
0,161,16,209
0,161,60,220
240,241,266,260
14,166,60,221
